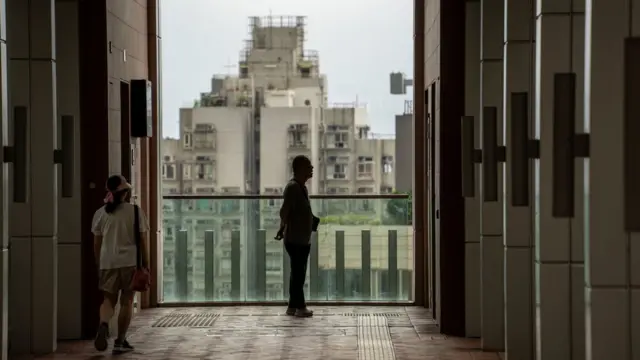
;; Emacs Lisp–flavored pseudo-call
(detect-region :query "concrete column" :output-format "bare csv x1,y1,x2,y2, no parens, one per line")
7,0,58,354
583,0,640,359
55,1,82,340
479,0,505,351
0,0,9,358
502,0,535,358
533,1,585,359
463,0,481,338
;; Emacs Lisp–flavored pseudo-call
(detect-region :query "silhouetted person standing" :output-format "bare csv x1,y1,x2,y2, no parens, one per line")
277,155,318,317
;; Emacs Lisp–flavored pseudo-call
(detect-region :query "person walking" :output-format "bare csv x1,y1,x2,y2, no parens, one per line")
276,155,319,317
91,175,150,354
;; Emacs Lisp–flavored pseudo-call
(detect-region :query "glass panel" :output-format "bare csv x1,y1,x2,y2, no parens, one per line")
161,195,413,303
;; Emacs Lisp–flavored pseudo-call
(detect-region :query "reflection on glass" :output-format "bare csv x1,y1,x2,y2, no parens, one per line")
161,196,413,303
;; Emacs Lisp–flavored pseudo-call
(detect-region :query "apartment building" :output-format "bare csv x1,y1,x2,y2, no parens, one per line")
161,16,403,302
394,100,413,193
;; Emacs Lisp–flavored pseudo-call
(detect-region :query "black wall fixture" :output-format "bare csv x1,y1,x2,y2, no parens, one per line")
552,73,589,218
510,93,539,207
482,107,506,202
461,115,482,197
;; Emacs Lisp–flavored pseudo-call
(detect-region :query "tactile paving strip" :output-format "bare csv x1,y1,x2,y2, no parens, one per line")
152,313,220,327
357,316,397,360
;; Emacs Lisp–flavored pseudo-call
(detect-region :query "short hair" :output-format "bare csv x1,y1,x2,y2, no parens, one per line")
292,155,310,174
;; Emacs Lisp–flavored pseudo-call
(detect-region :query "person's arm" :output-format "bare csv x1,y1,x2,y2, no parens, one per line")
93,235,103,267
279,183,297,228
91,209,103,268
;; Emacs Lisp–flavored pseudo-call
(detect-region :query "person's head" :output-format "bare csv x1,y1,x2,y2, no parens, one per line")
104,175,132,213
292,155,313,181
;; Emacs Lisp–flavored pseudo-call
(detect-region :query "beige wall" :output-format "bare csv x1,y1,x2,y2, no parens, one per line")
260,106,314,189
107,0,149,186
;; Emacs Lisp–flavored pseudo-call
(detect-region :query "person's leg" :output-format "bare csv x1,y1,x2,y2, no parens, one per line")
285,243,300,314
113,290,135,353
95,270,118,351
113,267,136,353
299,245,311,303
294,245,313,317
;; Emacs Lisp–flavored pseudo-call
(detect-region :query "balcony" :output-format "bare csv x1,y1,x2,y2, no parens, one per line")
161,194,412,303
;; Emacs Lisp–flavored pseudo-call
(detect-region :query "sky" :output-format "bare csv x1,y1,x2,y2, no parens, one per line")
160,0,413,138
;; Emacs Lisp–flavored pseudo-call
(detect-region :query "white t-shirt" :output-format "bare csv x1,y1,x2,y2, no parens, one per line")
91,203,150,270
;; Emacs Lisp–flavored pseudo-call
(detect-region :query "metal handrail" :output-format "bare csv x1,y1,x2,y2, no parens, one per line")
163,194,409,200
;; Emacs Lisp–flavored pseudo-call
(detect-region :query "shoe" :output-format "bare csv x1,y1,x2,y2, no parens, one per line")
94,322,109,352
113,339,134,354
285,307,296,316
295,308,313,317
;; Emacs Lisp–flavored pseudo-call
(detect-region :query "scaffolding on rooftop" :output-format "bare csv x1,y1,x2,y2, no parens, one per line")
248,15,306,51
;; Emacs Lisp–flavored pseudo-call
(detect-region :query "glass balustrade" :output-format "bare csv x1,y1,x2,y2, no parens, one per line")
161,195,413,303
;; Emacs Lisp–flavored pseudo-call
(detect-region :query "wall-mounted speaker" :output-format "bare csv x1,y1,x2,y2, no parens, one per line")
130,79,153,138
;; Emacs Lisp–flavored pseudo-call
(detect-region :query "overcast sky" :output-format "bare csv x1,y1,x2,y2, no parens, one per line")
160,0,413,138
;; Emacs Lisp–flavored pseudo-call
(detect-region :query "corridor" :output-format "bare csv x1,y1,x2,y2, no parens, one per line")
35,307,502,359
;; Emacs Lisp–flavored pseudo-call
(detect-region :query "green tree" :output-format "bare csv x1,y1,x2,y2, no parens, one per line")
386,191,412,225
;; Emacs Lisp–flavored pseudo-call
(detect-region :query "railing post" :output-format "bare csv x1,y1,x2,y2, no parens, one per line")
255,229,266,300
283,245,290,299
335,230,345,299
361,230,371,298
388,230,398,300
309,232,319,300
204,230,215,301
402,270,412,301
231,229,241,301
176,230,188,301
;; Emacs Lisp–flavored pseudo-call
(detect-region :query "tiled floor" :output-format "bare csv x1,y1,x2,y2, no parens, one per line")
36,307,503,359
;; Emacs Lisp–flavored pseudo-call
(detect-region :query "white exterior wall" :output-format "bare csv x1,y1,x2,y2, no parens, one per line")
191,107,249,191
264,90,294,107
260,107,314,191
292,86,323,107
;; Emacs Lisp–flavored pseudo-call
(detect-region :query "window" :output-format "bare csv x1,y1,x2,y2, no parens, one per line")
333,133,348,143
183,164,191,179
357,163,373,175
183,132,192,149
381,186,393,194
195,164,214,180
266,255,281,271
328,164,347,179
162,164,175,179
220,259,232,275
164,254,173,268
382,156,394,173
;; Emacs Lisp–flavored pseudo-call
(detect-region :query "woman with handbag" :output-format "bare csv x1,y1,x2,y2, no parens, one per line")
91,175,150,354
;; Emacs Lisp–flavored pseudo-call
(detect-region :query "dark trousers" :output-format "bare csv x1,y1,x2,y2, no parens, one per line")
285,242,311,309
